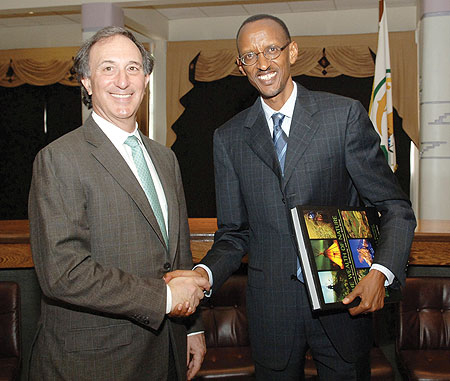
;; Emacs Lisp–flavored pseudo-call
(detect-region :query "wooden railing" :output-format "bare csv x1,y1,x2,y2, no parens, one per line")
0,220,33,268
1,219,449,269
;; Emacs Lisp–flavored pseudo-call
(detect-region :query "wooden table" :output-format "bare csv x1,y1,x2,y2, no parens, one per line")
409,220,450,266
189,218,216,263
1,219,449,269
0,219,219,268
0,219,33,268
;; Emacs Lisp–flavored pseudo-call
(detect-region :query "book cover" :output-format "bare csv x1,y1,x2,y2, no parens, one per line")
290,205,400,311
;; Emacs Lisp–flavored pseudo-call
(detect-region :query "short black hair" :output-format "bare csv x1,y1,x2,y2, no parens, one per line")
236,14,291,51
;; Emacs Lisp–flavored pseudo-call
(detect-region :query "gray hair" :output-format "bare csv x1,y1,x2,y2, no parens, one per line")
73,26,154,108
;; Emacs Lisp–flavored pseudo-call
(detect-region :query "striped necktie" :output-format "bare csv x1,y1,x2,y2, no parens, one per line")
272,113,303,281
124,135,168,248
272,113,288,175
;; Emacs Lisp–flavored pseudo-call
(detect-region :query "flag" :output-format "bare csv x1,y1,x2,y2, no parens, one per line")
369,0,396,171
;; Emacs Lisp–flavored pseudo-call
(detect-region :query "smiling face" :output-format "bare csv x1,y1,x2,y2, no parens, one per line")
81,34,150,132
237,18,298,110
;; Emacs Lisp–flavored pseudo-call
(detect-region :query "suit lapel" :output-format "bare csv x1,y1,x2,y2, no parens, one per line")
141,134,178,259
84,117,167,250
283,86,321,188
244,100,283,179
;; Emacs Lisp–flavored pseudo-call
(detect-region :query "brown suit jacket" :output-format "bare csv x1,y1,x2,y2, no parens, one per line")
28,115,198,380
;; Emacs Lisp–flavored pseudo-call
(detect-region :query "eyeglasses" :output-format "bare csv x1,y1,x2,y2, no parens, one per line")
238,41,291,66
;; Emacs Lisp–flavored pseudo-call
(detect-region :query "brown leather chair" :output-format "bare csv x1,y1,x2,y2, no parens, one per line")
396,277,450,381
196,274,255,380
0,281,21,381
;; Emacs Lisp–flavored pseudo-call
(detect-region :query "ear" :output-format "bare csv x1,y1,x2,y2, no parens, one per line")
144,74,150,87
289,41,299,65
80,77,92,95
236,57,247,77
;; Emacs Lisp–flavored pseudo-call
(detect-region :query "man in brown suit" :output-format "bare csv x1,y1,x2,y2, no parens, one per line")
28,26,209,381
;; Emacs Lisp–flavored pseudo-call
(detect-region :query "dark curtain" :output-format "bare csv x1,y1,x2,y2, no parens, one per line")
45,84,83,146
171,72,410,218
0,84,81,219
171,76,259,217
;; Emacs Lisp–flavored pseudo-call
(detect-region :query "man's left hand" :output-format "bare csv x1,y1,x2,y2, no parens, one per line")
168,301,192,318
342,269,386,316
187,333,206,380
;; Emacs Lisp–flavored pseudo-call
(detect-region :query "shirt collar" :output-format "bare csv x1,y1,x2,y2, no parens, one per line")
260,81,297,123
92,111,141,146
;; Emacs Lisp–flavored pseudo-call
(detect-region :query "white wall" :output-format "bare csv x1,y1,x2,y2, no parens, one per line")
149,39,167,145
169,6,417,41
0,24,82,49
124,8,168,40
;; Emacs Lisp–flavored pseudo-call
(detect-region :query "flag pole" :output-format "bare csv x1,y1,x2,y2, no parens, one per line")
379,0,383,22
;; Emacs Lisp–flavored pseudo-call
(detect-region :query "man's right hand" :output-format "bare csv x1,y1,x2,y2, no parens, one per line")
167,275,210,315
164,268,209,283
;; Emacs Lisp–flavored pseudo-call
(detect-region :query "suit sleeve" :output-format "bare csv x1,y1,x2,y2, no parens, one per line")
200,129,249,291
344,100,416,286
28,146,167,330
171,150,204,333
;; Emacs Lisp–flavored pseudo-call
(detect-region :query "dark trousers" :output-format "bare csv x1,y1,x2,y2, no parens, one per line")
167,339,179,381
254,282,370,381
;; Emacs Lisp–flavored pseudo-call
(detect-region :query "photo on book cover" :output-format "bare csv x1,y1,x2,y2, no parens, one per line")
349,238,375,268
340,210,373,239
318,269,352,304
311,240,344,271
303,210,336,239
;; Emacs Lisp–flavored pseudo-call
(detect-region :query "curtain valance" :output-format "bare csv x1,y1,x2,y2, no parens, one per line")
0,47,80,87
194,45,375,82
167,32,418,146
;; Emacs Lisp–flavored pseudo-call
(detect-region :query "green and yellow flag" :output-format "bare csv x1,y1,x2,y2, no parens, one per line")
369,0,396,172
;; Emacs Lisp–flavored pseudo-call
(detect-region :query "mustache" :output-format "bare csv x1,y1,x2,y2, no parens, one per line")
257,66,274,73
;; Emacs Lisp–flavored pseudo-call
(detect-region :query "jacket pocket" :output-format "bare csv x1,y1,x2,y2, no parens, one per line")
64,324,132,352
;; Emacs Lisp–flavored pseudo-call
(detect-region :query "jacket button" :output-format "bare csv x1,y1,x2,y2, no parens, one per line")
163,262,171,271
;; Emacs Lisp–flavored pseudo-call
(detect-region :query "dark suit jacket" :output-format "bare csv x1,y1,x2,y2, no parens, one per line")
28,115,199,380
200,83,416,369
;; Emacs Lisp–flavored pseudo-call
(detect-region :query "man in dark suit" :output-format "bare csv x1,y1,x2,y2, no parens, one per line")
169,14,416,380
28,26,209,381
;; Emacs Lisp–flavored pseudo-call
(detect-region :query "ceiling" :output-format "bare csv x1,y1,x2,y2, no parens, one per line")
0,0,416,28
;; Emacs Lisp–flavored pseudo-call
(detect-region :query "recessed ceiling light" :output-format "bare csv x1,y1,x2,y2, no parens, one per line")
28,11,34,15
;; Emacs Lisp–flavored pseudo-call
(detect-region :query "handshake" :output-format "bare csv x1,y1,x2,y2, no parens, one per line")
164,268,210,317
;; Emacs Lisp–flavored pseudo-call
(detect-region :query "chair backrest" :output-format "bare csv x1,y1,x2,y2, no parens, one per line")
0,281,21,359
397,277,450,350
201,274,249,348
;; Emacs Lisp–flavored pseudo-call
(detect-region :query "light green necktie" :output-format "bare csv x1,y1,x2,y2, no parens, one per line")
124,135,168,248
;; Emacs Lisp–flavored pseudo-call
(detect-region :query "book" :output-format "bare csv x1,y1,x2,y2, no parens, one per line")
290,205,400,311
